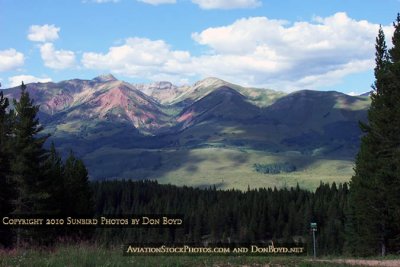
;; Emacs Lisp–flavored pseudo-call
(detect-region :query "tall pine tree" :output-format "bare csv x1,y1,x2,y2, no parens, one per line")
11,82,49,215
386,14,400,253
346,16,400,256
1,82,94,247
0,90,15,247
10,82,53,246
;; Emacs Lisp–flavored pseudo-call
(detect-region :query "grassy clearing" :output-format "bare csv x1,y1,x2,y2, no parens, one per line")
84,146,353,191
158,148,353,190
0,245,361,267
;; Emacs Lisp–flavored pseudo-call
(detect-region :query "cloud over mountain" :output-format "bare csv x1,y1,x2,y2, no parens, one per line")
8,75,52,87
192,12,392,90
82,37,192,83
80,12,391,91
40,43,76,69
0,49,24,72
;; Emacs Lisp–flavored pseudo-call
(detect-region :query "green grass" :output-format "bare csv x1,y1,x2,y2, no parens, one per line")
157,148,353,190
0,245,362,267
84,146,353,191
53,111,359,191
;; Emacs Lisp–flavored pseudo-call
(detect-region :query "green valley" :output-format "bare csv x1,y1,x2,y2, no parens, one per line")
2,76,369,190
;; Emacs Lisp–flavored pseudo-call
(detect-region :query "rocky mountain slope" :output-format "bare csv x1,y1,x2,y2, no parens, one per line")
2,75,370,188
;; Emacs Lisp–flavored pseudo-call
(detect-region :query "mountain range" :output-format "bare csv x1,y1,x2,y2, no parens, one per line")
2,75,370,189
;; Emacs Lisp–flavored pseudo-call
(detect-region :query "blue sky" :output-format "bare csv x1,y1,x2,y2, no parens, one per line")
0,0,399,94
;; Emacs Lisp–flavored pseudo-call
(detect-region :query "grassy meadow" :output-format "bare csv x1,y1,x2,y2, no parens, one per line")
84,146,354,190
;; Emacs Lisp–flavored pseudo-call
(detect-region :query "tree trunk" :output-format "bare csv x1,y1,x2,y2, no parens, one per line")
381,241,386,257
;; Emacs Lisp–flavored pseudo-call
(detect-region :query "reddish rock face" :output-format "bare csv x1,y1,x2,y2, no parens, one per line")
3,76,170,134
44,94,74,114
89,84,162,129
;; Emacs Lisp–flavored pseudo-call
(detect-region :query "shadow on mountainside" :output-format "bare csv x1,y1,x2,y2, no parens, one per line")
44,88,368,187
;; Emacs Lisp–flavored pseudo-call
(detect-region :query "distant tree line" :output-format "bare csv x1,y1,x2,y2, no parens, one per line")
253,162,296,174
92,180,347,256
0,83,93,248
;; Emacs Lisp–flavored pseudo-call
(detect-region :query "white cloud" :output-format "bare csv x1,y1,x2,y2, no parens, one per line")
192,17,288,54
81,12,393,91
40,43,76,69
0,49,25,72
192,0,261,9
27,24,60,42
347,92,359,96
137,0,176,5
82,37,192,83
8,75,52,87
191,12,393,90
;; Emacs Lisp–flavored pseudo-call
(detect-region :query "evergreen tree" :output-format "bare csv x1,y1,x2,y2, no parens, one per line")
63,151,94,216
0,91,13,214
346,17,400,256
0,91,11,211
11,82,49,215
386,14,400,252
0,90,15,247
41,142,64,214
9,82,52,246
1,82,93,246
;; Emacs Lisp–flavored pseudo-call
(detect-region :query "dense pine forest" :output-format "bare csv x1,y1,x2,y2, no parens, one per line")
92,180,347,256
1,14,400,259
